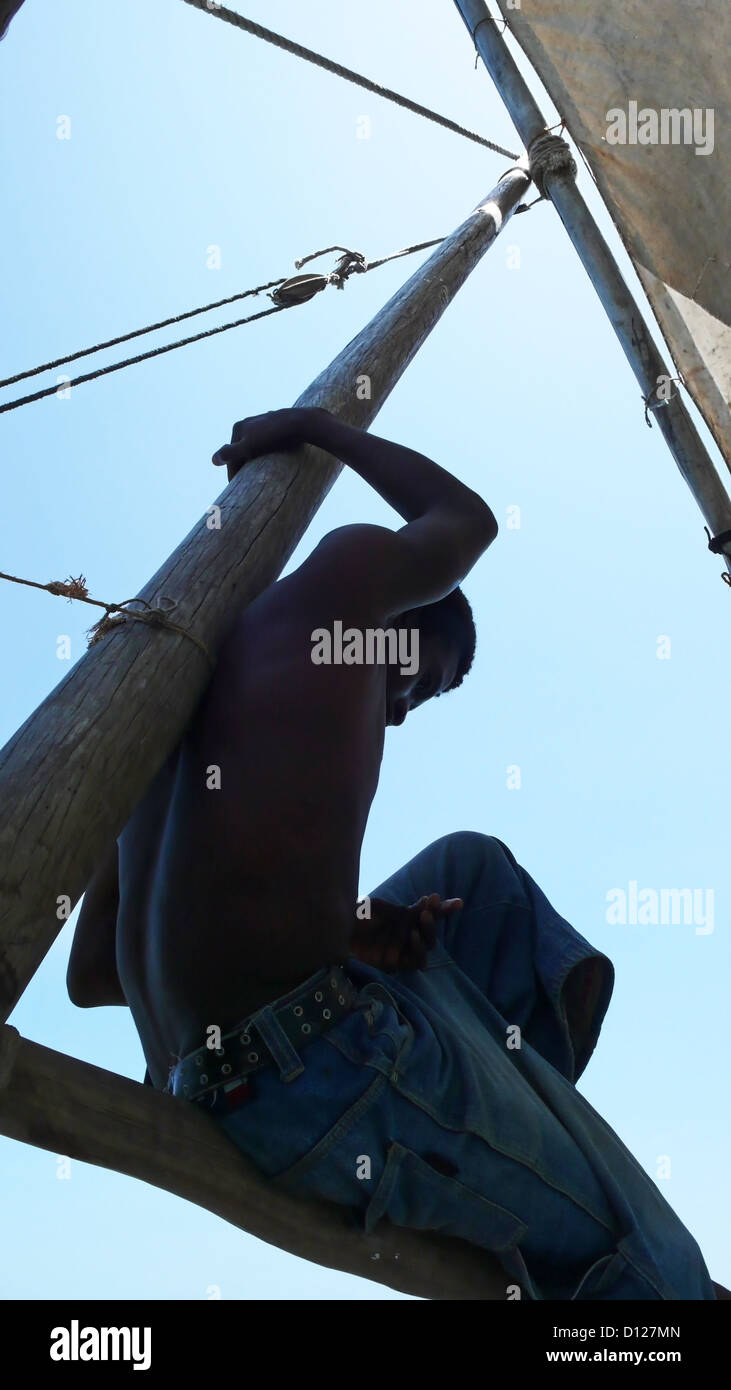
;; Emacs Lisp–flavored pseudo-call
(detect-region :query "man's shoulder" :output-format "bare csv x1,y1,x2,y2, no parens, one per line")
227,525,397,633
274,524,399,619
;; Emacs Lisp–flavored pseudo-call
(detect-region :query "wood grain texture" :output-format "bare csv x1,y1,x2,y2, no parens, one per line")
0,169,529,1020
0,1026,509,1299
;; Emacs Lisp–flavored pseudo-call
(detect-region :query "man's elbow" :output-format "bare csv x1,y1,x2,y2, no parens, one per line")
466,497,499,549
66,960,95,1007
66,963,120,1008
67,977,93,1008
483,507,499,545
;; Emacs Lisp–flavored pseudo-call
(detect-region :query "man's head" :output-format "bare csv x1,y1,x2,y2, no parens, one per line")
386,588,476,727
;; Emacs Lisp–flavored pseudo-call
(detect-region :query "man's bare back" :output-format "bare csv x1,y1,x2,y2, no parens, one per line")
68,408,497,1089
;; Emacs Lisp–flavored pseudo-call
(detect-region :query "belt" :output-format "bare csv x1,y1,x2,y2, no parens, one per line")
168,964,359,1101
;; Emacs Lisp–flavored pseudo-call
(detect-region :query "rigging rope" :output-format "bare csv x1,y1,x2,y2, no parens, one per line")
0,238,446,415
0,278,287,390
0,304,286,414
0,570,215,660
180,0,518,160
0,0,523,415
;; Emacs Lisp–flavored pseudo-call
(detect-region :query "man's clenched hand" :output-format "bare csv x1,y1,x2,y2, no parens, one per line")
212,407,331,481
350,894,463,973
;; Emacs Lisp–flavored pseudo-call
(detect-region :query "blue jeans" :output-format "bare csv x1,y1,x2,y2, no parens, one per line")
190,832,716,1300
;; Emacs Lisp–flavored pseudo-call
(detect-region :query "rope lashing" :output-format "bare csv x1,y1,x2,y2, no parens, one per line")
499,129,577,216
527,130,578,200
704,526,731,556
704,525,731,589
0,569,214,663
180,0,518,160
473,15,508,41
87,598,215,663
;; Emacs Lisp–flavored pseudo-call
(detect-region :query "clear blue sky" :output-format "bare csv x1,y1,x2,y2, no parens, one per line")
1,0,728,1299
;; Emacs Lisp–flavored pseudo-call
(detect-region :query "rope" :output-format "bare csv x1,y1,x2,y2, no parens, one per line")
704,526,731,556
180,0,518,160
704,527,731,587
0,570,214,663
527,130,577,199
0,279,287,390
485,126,577,215
366,237,445,271
0,238,446,415
0,304,286,414
473,14,508,41
268,249,369,306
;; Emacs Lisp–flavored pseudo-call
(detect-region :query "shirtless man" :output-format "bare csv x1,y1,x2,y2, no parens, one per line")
67,407,489,1073
67,408,719,1300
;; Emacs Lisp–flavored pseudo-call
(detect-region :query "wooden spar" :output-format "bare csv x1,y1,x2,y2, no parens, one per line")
0,1025,507,1299
0,165,529,1020
453,0,731,575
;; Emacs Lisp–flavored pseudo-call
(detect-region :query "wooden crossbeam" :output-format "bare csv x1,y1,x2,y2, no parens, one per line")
0,1025,507,1297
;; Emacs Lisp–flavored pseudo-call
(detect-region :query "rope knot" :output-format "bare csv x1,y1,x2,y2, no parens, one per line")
327,249,367,289
528,130,577,200
86,595,214,665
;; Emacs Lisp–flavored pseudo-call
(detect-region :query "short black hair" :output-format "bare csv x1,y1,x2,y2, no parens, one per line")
400,588,476,693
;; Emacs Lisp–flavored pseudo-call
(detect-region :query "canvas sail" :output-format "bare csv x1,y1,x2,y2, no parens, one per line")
497,0,730,466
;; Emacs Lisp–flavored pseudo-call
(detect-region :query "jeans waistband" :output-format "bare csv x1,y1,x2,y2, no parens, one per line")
166,963,361,1101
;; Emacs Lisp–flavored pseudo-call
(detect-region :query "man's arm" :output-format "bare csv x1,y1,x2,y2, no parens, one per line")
214,408,497,618
66,841,127,1008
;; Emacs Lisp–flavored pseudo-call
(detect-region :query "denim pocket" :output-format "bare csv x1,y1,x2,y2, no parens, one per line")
363,1140,538,1298
214,1019,384,1179
270,1070,390,1198
570,1249,661,1301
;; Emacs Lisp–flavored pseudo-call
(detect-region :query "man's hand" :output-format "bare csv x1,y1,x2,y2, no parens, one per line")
212,408,330,482
350,894,463,973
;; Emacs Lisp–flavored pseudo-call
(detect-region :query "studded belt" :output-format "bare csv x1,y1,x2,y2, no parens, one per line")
167,964,359,1102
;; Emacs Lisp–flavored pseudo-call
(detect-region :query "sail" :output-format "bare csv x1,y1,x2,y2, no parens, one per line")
497,0,730,465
